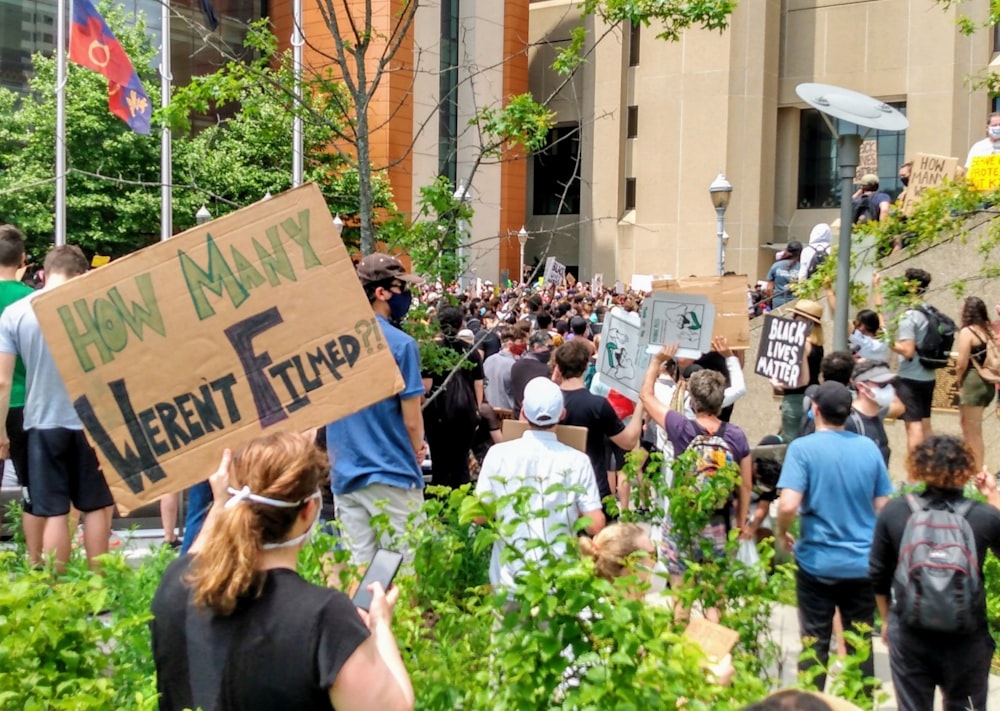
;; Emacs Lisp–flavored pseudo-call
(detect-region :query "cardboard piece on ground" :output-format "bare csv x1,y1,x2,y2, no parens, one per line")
32,183,404,514
754,314,812,388
683,618,740,663
967,155,1000,191
639,292,715,360
903,153,959,215
502,419,587,453
651,275,749,350
595,309,650,401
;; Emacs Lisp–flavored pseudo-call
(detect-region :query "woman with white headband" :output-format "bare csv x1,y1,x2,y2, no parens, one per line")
150,432,414,711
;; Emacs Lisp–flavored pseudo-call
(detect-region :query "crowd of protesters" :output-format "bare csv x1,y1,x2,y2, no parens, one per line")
6,218,1000,709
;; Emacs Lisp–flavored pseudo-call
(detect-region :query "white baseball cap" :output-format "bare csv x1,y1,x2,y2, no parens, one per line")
522,377,564,426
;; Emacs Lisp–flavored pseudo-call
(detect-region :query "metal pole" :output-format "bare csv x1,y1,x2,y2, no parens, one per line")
715,206,725,276
519,242,525,285
160,0,172,242
834,134,862,352
55,0,67,246
291,0,304,187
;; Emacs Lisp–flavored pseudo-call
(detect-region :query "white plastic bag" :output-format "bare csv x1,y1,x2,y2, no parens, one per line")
736,539,766,583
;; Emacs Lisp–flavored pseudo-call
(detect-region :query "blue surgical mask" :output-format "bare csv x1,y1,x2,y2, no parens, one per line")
388,291,413,322
990,126,1000,140
871,384,896,409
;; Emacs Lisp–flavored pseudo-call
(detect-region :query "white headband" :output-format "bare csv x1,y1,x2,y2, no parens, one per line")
224,485,310,510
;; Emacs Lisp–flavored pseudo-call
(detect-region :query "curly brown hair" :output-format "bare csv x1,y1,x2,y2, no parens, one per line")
905,434,975,489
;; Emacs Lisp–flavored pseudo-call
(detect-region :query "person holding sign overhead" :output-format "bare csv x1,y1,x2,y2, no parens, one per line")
0,246,113,572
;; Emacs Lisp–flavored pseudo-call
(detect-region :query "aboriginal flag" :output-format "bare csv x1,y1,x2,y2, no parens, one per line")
69,0,151,134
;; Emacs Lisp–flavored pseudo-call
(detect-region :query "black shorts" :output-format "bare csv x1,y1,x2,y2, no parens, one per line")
27,428,114,517
896,378,936,422
5,407,29,513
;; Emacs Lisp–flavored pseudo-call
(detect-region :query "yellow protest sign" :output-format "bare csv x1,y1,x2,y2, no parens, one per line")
967,155,1000,191
32,183,404,513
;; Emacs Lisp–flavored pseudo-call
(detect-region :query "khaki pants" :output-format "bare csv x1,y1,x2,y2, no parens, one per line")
334,483,424,565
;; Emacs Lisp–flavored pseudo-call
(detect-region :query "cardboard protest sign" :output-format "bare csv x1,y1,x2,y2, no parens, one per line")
565,272,577,288
640,292,715,360
853,139,878,183
931,354,961,413
683,618,740,663
903,153,958,214
651,275,750,349
595,309,650,401
754,314,811,387
967,155,1000,191
32,183,404,513
631,274,654,292
543,257,565,286
502,420,587,453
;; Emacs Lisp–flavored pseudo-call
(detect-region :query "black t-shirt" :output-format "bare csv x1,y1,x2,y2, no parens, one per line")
560,388,625,500
477,329,502,361
870,487,1000,627
845,409,890,465
152,555,370,711
510,350,552,414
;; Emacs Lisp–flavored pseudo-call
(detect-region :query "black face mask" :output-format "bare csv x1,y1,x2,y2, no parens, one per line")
900,176,909,187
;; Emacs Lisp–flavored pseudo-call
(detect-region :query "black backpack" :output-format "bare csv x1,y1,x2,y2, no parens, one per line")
853,193,880,224
914,305,957,369
892,494,981,633
803,245,829,280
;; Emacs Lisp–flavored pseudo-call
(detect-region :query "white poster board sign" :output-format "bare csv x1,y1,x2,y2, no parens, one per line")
594,309,650,401
592,273,603,295
639,292,715,360
543,257,566,286
631,274,654,293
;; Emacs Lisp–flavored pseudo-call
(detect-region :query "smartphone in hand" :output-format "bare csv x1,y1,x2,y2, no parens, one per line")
352,548,404,611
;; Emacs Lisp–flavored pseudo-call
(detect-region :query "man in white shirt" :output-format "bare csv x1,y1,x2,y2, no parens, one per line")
965,112,1000,168
474,376,605,591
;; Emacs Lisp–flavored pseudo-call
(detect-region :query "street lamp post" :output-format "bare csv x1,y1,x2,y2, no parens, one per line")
196,204,212,226
332,214,344,241
708,172,733,276
517,225,529,286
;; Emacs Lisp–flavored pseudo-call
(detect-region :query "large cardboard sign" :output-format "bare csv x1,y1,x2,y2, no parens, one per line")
931,354,961,413
651,275,750,350
543,257,565,286
501,420,587,453
639,292,715,360
903,153,959,215
32,184,404,513
967,155,1000,191
595,309,651,401
754,314,812,388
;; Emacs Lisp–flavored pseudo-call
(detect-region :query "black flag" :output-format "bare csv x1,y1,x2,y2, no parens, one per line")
200,0,219,31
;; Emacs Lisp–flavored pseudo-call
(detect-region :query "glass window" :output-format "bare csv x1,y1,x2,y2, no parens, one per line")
625,177,636,211
627,105,638,138
797,102,908,207
438,0,459,184
532,124,581,215
628,22,640,66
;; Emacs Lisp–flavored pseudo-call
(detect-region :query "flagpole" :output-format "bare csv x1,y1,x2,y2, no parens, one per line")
160,0,172,242
55,0,68,246
291,0,303,187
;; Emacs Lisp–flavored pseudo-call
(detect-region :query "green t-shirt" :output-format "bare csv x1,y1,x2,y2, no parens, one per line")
0,280,36,407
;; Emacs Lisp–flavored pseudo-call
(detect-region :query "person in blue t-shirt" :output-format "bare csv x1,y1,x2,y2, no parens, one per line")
325,254,427,566
765,241,802,308
775,381,892,696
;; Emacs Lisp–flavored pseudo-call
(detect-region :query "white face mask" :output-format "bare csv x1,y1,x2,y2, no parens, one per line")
262,492,322,550
869,384,895,409
989,125,1000,140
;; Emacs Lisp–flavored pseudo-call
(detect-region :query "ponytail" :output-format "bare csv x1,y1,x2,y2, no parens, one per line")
186,432,329,615
579,523,650,582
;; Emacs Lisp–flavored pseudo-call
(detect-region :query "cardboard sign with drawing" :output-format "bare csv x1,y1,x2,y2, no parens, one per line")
32,184,403,513
639,292,715,361
594,309,651,401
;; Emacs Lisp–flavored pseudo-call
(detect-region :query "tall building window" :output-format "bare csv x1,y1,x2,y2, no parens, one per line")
629,22,640,66
532,124,581,215
625,178,636,211
797,102,908,207
439,0,460,184
627,106,638,138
